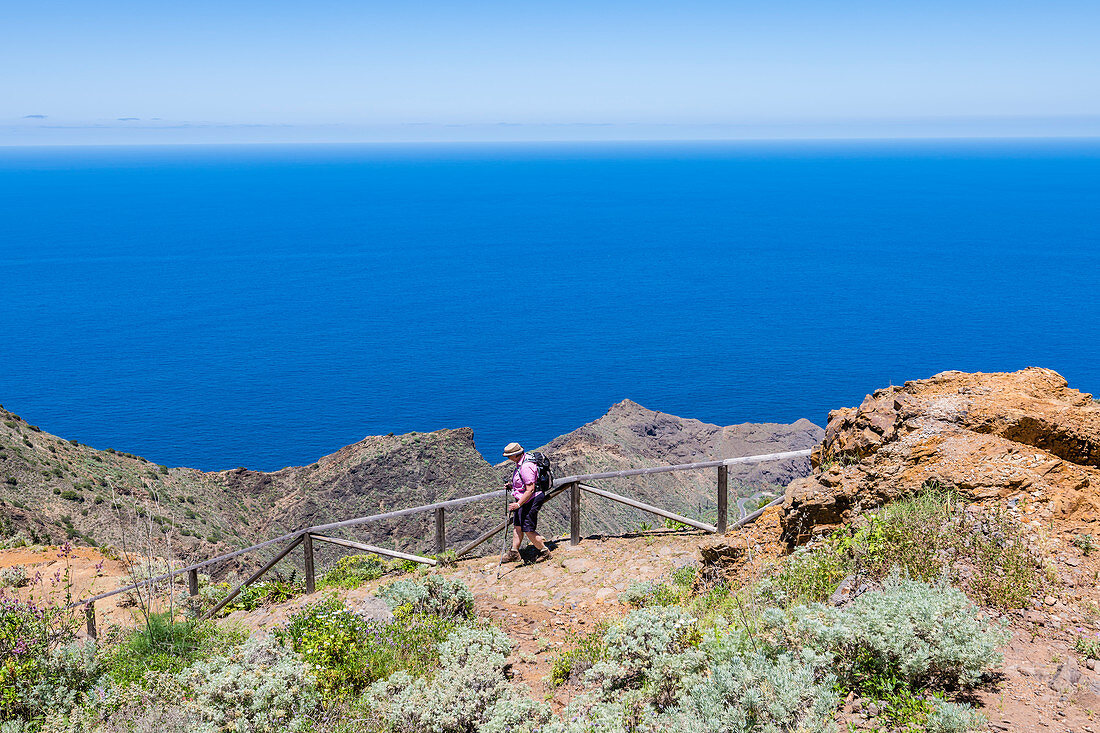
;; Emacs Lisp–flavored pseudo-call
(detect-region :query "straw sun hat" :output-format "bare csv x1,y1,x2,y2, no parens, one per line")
503,442,524,457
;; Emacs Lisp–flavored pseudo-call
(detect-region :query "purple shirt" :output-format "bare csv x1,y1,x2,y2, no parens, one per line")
511,455,539,500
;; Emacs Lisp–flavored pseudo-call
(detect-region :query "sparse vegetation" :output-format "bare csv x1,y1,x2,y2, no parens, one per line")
550,623,609,687
1074,533,1095,556
762,484,1042,610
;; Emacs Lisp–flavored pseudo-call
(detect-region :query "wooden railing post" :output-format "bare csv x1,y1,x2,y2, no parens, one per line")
188,568,199,596
717,464,728,534
435,507,446,554
570,481,581,545
85,603,96,640
303,533,315,594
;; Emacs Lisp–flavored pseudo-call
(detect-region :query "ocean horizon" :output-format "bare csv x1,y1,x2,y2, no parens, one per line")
3,138,1098,471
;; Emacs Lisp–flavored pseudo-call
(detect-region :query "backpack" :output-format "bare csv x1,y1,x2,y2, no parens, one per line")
516,451,554,494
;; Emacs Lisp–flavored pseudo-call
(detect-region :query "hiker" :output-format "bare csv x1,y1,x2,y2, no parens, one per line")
502,442,552,563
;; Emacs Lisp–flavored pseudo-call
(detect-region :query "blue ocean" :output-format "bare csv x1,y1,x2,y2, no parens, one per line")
2,140,1098,471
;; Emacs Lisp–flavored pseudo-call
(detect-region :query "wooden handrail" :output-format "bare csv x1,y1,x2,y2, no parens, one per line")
67,448,811,610
578,483,717,533
553,449,811,485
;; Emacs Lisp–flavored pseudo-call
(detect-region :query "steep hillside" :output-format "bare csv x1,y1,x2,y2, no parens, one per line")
0,408,498,565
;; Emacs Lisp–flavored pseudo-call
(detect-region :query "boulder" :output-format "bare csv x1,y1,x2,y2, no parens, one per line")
782,369,1100,545
1049,658,1083,693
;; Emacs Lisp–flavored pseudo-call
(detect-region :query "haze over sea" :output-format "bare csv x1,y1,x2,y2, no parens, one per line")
2,140,1098,472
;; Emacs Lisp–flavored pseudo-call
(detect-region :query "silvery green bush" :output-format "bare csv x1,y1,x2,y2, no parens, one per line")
761,573,1007,689
364,623,549,733
435,624,512,667
666,649,837,733
925,699,986,733
176,635,319,731
40,671,199,733
585,606,705,707
379,575,474,619
42,636,318,733
15,641,104,724
538,690,662,733
0,564,28,587
544,622,836,733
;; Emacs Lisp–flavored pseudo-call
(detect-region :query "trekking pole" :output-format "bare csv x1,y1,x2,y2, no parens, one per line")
497,493,514,580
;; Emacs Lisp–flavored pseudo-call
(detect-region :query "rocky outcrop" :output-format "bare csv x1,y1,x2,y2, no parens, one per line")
782,368,1100,545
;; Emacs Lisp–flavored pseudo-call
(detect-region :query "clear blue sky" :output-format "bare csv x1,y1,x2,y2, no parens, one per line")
3,0,1098,142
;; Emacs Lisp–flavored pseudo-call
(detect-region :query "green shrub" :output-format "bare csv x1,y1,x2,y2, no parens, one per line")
241,579,300,609
966,507,1042,609
620,566,697,609
763,540,850,606
379,575,474,619
59,491,83,502
621,580,682,608
764,486,1041,609
278,595,454,696
1073,636,1100,659
199,579,301,614
1074,533,1095,556
319,553,389,589
550,623,608,687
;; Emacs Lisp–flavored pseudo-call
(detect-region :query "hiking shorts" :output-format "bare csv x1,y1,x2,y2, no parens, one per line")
514,491,545,533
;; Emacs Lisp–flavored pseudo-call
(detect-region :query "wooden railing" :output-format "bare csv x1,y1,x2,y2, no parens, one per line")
70,448,809,636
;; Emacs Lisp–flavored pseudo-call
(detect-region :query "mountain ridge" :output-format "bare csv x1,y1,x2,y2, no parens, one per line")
0,400,821,570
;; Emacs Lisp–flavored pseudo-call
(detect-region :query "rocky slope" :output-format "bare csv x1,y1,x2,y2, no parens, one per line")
782,367,1100,544
0,401,820,572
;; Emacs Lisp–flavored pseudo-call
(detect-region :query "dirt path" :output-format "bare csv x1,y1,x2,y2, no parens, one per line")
0,545,142,630
219,529,701,707
441,530,700,707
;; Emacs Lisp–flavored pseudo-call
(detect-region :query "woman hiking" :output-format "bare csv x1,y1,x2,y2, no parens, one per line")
502,442,552,563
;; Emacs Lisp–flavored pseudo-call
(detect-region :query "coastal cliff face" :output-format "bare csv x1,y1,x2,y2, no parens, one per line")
782,367,1100,544
0,401,820,566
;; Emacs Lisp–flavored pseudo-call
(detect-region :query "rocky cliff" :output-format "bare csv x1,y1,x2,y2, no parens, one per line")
782,367,1100,544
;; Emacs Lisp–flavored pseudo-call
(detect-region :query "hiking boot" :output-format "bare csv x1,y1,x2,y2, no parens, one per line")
535,549,552,563
502,550,521,563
